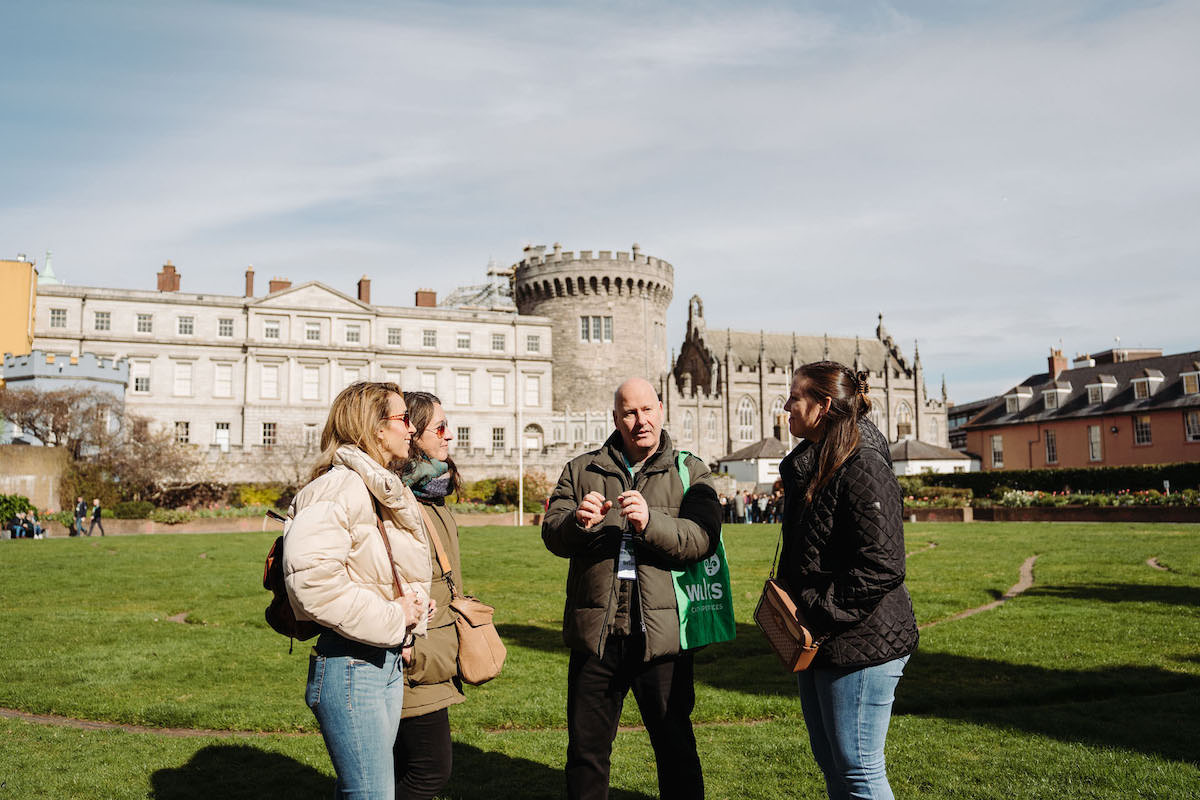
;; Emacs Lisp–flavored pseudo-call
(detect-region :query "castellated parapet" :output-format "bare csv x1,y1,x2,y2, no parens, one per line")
513,243,673,412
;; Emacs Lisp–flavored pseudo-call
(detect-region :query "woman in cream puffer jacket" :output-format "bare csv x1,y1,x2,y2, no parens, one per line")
283,382,434,799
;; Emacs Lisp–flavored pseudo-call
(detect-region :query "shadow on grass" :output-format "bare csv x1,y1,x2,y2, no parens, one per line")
1024,582,1200,606
149,744,332,799
447,742,653,800
496,623,565,653
898,651,1200,764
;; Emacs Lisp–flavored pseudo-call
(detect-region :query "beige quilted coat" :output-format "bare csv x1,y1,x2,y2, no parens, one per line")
284,445,433,648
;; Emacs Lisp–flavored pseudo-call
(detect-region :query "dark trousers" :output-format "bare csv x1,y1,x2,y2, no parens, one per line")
394,707,452,800
88,517,104,536
566,633,703,800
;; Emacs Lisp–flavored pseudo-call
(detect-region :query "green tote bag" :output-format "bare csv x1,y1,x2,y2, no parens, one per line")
671,451,737,649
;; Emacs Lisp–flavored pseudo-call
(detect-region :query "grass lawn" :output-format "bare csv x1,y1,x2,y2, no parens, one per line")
0,522,1197,798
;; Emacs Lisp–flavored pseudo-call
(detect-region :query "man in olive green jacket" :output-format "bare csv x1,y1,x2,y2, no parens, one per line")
543,378,722,800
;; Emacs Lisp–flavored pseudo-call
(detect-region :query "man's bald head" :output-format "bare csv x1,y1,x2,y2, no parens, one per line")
613,377,664,463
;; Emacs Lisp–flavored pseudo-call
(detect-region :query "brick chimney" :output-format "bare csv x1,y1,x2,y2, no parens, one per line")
1048,347,1068,380
415,288,436,307
268,277,292,294
357,275,371,304
157,261,181,292
245,267,255,297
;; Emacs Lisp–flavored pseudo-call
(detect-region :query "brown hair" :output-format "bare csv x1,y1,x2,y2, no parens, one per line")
793,361,873,503
402,391,463,497
309,381,403,482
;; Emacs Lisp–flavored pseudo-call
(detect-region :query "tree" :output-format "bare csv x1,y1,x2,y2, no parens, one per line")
0,385,123,459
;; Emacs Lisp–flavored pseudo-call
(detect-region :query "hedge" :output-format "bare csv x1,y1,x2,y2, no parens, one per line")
922,462,1200,495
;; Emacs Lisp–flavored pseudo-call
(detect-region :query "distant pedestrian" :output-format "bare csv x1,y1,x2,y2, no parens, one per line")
734,491,746,523
74,496,87,537
88,498,105,536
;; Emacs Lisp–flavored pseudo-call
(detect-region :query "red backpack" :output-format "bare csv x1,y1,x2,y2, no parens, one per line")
262,511,322,650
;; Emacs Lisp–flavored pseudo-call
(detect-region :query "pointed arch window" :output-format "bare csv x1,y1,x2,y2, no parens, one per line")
737,397,756,441
896,402,913,439
682,411,694,440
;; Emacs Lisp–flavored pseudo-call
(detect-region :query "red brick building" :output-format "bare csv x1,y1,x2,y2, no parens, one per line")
963,347,1200,471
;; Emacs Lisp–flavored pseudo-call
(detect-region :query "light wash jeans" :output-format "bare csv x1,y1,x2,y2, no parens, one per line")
797,655,909,800
306,632,406,800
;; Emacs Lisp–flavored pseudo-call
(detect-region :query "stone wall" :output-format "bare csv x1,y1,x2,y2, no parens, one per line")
0,445,69,510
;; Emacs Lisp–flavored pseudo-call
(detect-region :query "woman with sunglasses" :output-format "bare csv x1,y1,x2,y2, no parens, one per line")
392,391,468,800
284,381,434,798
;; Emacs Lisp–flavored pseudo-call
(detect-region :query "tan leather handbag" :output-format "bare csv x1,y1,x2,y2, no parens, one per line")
754,577,820,672
419,505,507,685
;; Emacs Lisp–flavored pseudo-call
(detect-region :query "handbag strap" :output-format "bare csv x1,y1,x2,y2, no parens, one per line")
417,502,461,601
371,498,405,598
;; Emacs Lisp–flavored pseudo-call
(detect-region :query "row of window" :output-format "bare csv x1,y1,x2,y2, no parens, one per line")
989,411,1200,467
50,308,543,353
579,316,614,343
175,420,510,452
1009,373,1200,414
132,361,544,407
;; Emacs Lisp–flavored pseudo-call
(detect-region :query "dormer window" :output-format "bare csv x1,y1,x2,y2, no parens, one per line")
1131,369,1164,400
1182,368,1200,396
1086,375,1117,405
1004,387,1032,414
1042,382,1070,411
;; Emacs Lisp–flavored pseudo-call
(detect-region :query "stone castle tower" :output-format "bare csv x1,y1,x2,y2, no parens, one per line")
512,243,673,412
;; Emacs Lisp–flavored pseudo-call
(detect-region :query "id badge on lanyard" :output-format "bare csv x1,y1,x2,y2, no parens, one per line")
617,533,637,580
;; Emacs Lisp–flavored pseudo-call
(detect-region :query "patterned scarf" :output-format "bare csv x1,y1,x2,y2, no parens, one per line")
402,456,453,502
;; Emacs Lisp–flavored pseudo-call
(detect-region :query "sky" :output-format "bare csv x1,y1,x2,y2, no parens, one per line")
2,0,1197,402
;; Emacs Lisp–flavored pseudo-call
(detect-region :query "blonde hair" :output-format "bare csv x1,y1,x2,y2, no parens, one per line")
309,381,404,482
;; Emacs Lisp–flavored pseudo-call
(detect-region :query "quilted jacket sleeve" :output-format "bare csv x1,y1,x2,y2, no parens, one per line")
284,497,411,648
637,455,722,567
799,450,906,630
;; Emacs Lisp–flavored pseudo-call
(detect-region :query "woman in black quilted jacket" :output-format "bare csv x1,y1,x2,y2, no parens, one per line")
779,361,918,800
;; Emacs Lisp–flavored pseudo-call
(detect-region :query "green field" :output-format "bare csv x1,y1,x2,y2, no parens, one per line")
0,522,1197,799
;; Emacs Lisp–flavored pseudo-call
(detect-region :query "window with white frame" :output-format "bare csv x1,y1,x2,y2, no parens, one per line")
1044,391,1059,410
173,362,193,396
387,328,402,346
304,424,319,449
491,333,505,352
302,366,320,401
131,361,151,393
263,319,281,340
524,375,540,407
384,369,402,386
1088,424,1102,461
49,308,67,328
573,425,584,443
455,373,471,406
261,364,279,399
456,332,471,350
1087,385,1103,405
1006,397,1020,413
174,421,190,444
214,421,230,452
593,425,604,441
526,334,540,353
491,427,505,452
1134,381,1150,400
177,316,194,336
456,427,471,449
707,411,718,440
218,318,234,337
345,324,361,344
579,316,614,342
343,366,361,388
420,371,437,394
1186,410,1200,442
262,422,277,448
306,322,321,342
1184,373,1200,396
737,397,755,441
213,363,233,398
422,329,436,348
682,411,694,440
93,311,111,331
896,402,913,438
603,316,613,341
136,313,153,333
490,375,505,406
1133,414,1152,445
1044,429,1058,464
991,434,1004,468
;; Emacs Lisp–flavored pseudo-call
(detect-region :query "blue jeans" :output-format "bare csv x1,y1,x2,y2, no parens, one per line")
797,655,909,800
306,632,406,799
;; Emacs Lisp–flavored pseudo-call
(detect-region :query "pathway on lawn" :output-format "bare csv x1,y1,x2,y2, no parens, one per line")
919,554,1038,630
1147,557,1171,571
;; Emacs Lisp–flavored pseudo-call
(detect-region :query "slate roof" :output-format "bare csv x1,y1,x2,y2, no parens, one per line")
889,439,972,462
699,329,894,372
965,350,1200,429
717,437,789,462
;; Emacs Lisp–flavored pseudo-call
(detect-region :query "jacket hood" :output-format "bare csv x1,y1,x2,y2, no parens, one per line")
332,445,424,532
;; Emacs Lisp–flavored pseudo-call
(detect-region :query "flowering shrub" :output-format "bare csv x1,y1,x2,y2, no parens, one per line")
995,489,1199,508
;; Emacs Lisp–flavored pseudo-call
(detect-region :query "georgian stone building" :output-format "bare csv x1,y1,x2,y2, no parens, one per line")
21,243,948,480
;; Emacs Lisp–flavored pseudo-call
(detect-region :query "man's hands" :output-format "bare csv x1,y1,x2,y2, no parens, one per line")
575,491,613,529
575,489,649,534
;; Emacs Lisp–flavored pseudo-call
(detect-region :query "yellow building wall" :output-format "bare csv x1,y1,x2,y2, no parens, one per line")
1,259,37,360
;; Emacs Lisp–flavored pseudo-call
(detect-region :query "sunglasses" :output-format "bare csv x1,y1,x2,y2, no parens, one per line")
426,422,450,439
382,412,411,425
